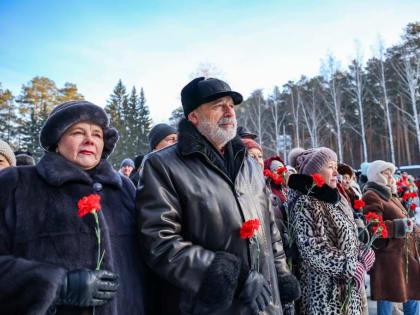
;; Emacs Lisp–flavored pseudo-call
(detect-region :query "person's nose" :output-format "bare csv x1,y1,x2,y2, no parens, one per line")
83,134,94,145
224,105,235,118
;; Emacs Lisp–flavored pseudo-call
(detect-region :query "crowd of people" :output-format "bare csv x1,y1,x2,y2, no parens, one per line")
0,77,419,315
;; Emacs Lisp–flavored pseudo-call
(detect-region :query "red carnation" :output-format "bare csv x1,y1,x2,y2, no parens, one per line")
408,220,412,227
398,188,404,193
396,181,403,187
311,173,325,187
240,219,260,239
410,204,417,211
365,212,379,223
263,169,271,177
274,176,285,185
276,167,288,175
78,194,101,217
402,193,412,201
353,199,366,210
372,223,388,238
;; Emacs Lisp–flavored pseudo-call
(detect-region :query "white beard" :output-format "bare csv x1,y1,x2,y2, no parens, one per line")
196,117,237,148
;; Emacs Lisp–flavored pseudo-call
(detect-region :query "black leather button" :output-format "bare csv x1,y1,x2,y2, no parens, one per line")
92,182,103,192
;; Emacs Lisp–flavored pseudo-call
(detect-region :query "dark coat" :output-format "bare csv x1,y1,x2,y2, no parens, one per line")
0,152,153,315
362,181,420,302
136,119,298,315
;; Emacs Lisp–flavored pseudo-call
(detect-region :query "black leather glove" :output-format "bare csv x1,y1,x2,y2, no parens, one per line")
57,269,119,307
239,271,272,315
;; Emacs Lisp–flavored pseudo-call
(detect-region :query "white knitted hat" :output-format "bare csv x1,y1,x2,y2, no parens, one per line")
367,160,396,185
0,139,16,166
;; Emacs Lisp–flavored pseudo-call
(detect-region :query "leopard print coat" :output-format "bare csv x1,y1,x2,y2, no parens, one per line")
288,174,361,315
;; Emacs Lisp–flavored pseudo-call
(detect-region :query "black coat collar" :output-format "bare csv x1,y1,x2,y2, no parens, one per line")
177,118,246,180
36,152,122,188
363,181,391,201
288,174,340,204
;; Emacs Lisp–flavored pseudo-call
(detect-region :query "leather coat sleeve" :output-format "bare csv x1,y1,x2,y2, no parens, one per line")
136,155,216,294
0,167,67,314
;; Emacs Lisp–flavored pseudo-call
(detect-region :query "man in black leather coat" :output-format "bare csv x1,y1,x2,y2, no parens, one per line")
136,77,300,315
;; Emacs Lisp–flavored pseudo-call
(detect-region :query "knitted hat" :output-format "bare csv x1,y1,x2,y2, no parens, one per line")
148,123,177,151
263,156,285,173
241,138,262,153
134,154,145,170
288,147,337,175
16,154,35,166
181,77,243,117
367,160,396,185
0,139,16,166
120,158,135,169
40,101,119,159
337,163,354,177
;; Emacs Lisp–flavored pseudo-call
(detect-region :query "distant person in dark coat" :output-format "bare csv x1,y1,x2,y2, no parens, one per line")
148,123,177,152
16,153,35,166
0,101,153,315
130,154,145,187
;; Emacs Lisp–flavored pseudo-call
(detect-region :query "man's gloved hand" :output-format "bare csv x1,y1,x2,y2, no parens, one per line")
57,269,119,307
239,271,272,315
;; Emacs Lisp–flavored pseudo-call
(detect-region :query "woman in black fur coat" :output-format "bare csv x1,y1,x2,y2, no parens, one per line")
0,101,153,315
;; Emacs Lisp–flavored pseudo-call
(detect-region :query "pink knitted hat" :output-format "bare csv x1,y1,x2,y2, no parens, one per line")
288,147,337,175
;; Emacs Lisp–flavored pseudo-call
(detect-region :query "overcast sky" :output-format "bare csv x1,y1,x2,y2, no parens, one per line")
1,0,419,124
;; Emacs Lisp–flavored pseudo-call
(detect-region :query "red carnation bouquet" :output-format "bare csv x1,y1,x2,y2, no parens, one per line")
264,166,288,186
78,194,105,270
342,212,388,314
240,219,261,272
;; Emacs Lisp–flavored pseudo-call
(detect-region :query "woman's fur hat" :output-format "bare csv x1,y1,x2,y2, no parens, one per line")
40,101,118,159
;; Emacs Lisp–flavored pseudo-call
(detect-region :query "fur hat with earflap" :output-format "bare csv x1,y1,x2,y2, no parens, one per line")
367,160,396,186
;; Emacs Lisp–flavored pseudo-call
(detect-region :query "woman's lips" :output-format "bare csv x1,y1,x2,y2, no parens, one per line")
80,150,94,155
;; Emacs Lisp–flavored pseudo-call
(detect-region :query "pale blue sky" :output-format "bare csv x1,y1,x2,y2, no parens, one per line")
1,0,419,123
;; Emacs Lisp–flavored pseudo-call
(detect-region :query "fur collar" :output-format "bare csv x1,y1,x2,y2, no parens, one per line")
36,152,122,188
177,118,246,172
363,181,391,201
288,174,340,204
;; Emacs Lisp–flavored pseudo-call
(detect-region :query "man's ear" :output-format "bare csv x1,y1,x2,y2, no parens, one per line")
188,110,199,126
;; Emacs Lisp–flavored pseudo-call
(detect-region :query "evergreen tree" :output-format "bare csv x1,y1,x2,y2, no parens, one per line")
105,79,128,168
0,83,16,143
135,87,151,154
57,83,84,103
15,77,58,159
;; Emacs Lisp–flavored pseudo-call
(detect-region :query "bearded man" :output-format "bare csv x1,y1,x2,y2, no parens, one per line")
136,77,300,315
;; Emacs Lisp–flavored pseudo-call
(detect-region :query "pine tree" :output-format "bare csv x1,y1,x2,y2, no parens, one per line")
57,83,84,103
105,80,128,168
15,77,58,159
135,87,151,154
0,83,16,143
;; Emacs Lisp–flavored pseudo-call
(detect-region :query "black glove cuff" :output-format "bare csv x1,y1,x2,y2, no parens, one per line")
195,252,241,311
278,274,301,304
394,219,407,238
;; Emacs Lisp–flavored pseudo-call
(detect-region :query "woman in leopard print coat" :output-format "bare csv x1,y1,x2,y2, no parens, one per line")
287,148,374,315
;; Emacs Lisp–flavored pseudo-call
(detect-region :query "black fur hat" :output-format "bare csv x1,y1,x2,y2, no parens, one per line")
40,101,119,159
181,77,243,118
